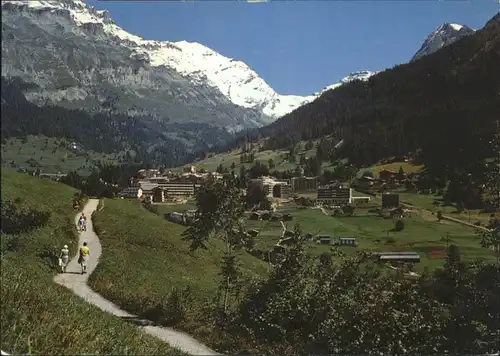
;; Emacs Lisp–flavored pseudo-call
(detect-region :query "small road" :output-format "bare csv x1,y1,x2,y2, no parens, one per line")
54,199,218,356
399,202,491,232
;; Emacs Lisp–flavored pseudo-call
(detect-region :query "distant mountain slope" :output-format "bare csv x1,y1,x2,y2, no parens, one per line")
0,77,201,168
253,13,500,177
412,23,475,61
1,0,271,133
0,0,383,131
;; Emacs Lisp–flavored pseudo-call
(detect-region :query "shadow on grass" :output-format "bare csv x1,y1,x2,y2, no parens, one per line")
120,316,156,327
61,271,83,275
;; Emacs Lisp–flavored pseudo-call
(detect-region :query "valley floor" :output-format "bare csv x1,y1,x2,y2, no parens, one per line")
89,193,498,353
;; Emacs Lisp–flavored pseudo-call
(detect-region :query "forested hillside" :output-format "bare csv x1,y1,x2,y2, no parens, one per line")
237,13,500,181
1,77,205,168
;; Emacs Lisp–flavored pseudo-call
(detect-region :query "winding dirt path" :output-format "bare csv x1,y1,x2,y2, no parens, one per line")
54,199,218,356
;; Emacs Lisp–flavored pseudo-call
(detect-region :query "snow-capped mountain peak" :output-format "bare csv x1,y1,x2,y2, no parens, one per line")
314,71,377,96
412,22,475,61
2,0,377,123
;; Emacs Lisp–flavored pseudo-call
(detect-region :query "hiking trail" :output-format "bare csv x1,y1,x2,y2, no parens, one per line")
54,199,218,356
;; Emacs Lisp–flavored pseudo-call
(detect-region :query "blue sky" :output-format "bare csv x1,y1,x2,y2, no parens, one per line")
91,0,498,95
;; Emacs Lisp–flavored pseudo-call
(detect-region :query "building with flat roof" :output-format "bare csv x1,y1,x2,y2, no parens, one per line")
316,183,352,205
272,184,292,199
290,176,318,192
372,252,420,263
250,176,290,198
163,179,198,196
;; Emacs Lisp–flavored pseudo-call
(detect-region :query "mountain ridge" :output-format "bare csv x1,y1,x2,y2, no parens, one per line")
1,0,379,128
412,22,475,61
225,12,500,185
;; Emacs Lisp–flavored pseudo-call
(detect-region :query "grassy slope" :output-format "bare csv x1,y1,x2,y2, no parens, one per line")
368,161,424,175
156,199,495,272
89,198,269,348
1,135,119,174
0,170,182,355
176,138,334,173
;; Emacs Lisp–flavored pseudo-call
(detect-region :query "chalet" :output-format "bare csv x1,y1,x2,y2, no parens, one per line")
167,212,186,225
151,187,166,203
337,237,357,246
351,196,371,205
390,207,405,218
378,169,398,181
137,169,161,179
118,187,141,199
138,182,159,200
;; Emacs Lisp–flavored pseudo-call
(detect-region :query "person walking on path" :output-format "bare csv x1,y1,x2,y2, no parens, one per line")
59,244,70,273
78,242,90,274
77,216,83,232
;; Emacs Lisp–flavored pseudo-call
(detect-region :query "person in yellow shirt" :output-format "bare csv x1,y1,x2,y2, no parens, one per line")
78,242,90,274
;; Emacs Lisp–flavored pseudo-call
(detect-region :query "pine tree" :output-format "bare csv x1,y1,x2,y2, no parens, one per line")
478,121,500,264
484,121,500,210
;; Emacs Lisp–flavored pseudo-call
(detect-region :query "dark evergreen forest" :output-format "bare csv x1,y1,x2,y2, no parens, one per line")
0,77,203,168
224,14,500,185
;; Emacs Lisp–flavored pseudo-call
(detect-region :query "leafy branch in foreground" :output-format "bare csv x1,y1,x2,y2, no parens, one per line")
182,173,249,325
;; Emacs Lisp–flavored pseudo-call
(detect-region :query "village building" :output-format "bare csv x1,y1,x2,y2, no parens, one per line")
378,169,398,181
151,187,166,203
382,193,400,209
317,236,331,245
250,176,290,198
290,176,318,192
272,184,292,199
182,166,197,174
372,251,420,264
118,187,142,199
138,182,159,200
316,183,352,206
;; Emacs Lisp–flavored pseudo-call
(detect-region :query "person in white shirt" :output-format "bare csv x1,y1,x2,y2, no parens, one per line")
59,244,70,273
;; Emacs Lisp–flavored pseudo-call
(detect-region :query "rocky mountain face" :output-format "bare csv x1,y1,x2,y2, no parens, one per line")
0,0,381,135
1,0,270,134
412,23,475,61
